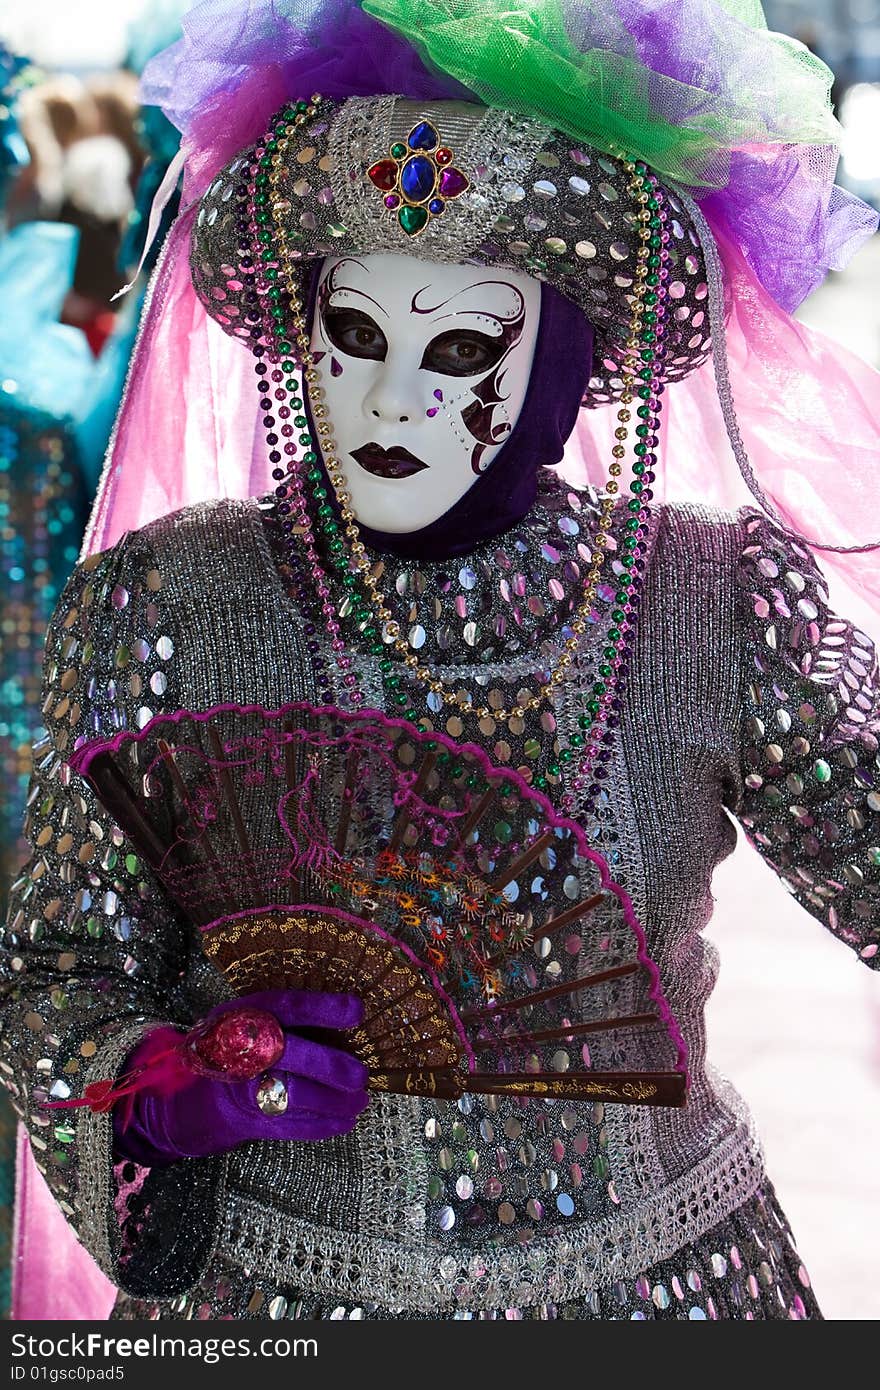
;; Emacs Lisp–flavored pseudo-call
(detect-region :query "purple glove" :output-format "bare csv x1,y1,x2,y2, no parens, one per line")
113,989,369,1167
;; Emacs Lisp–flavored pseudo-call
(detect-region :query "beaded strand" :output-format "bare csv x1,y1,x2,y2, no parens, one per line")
562,169,670,813
247,100,669,757
245,96,365,710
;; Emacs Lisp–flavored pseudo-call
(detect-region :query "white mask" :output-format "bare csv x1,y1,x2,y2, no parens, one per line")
308,253,542,533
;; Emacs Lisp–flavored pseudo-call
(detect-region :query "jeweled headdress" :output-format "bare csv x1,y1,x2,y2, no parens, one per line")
191,93,712,406
83,0,880,617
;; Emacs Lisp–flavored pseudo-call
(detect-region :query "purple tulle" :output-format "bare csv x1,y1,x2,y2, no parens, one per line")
603,0,877,307
142,0,877,311
143,1,471,198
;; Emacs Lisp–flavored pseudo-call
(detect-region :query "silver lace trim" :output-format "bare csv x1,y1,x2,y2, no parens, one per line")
220,1124,765,1312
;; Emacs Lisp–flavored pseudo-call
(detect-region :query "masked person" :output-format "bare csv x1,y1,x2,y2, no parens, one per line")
2,1,879,1322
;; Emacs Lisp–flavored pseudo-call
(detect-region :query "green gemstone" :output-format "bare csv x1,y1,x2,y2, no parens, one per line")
814,759,832,784
390,142,407,159
398,204,429,236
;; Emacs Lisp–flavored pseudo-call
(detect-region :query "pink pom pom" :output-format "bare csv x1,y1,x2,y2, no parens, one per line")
190,1007,284,1080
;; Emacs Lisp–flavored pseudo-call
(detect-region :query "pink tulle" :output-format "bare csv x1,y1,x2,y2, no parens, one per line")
83,204,270,555
84,200,880,628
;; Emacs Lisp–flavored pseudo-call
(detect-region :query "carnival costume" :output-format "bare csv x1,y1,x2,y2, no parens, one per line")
2,1,879,1321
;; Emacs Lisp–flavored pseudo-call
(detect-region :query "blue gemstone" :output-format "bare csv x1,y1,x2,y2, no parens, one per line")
400,155,436,204
428,198,445,215
408,121,439,152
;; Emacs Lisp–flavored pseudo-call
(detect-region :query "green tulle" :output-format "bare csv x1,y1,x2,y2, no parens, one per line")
361,0,840,188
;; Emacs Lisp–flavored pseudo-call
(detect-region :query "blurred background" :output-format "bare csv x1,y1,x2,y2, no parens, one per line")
0,0,878,1322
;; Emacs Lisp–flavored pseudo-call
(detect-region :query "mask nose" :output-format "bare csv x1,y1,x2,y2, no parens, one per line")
362,350,422,426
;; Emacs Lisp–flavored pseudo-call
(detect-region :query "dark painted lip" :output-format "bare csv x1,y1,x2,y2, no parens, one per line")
351,443,429,479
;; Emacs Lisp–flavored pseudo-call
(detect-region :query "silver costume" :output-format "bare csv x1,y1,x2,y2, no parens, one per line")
2,474,878,1319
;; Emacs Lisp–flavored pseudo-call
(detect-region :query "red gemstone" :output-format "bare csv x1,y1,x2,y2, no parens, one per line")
436,147,453,166
368,159,399,192
190,1007,285,1080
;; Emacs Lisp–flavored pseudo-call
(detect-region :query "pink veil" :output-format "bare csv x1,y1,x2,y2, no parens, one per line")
83,183,880,622
14,0,880,1323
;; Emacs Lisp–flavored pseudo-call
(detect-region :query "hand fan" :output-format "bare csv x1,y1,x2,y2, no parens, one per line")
69,702,688,1106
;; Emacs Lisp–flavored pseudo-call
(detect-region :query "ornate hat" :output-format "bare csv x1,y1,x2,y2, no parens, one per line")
191,93,710,405
81,1,880,620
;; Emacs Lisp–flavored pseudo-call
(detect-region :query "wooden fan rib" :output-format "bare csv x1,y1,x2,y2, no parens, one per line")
388,752,437,853
464,1070,686,1106
86,753,169,870
366,1067,687,1106
157,735,238,916
205,726,264,902
481,891,606,969
454,785,497,847
283,716,297,797
459,961,640,1023
486,830,556,892
359,974,432,1030
333,746,361,855
365,1010,453,1053
472,1011,660,1050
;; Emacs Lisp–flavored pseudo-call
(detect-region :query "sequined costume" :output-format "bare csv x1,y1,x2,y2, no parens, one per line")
2,472,877,1319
